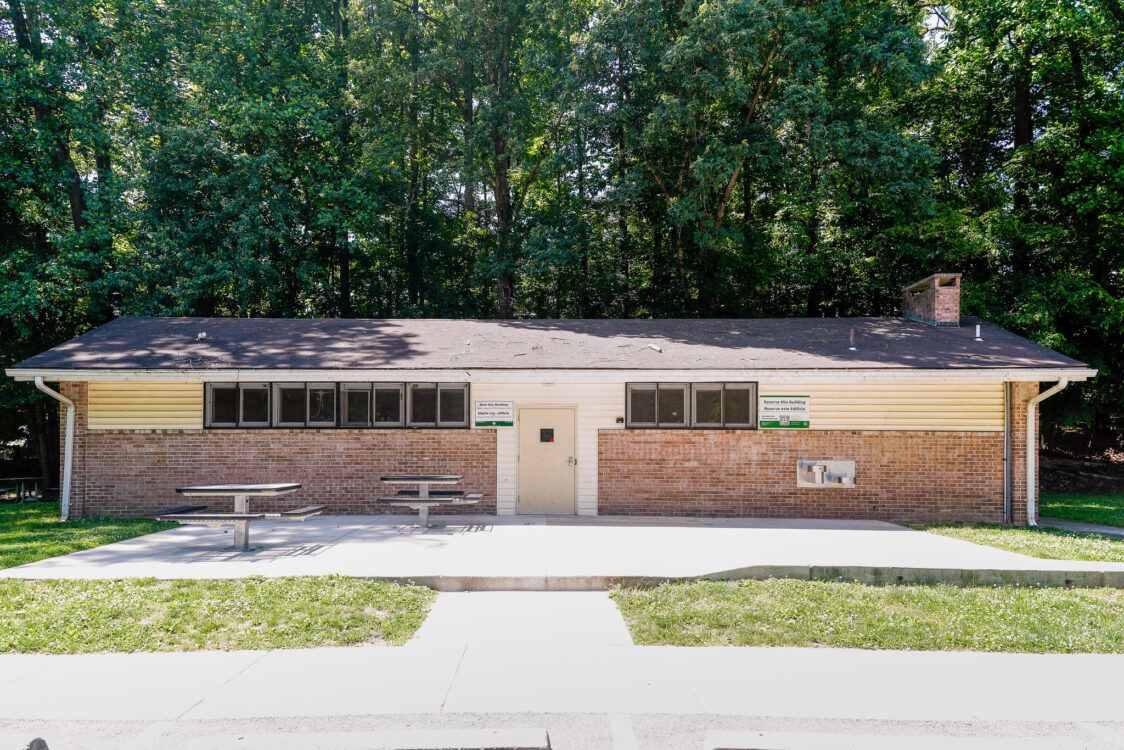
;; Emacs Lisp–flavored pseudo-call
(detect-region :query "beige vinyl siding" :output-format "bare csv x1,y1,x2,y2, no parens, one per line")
87,382,204,430
758,382,1004,432
471,382,624,516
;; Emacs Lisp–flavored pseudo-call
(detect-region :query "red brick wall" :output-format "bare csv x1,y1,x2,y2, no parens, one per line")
57,380,1043,523
59,382,497,518
903,275,961,326
598,381,1040,523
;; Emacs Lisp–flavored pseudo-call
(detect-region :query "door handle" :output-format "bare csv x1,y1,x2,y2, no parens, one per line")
568,456,577,466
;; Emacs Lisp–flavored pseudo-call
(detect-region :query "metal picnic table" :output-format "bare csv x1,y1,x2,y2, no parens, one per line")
165,483,314,550
0,476,41,503
377,474,481,527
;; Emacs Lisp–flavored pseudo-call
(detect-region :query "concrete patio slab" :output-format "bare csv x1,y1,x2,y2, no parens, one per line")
5,514,1124,587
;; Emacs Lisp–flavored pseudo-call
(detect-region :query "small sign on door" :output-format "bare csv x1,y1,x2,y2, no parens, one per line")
540,428,554,443
474,401,515,427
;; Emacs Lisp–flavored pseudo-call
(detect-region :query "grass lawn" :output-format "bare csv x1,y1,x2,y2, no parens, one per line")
923,523,1124,562
0,501,176,569
1041,492,1124,527
612,579,1124,652
0,576,435,653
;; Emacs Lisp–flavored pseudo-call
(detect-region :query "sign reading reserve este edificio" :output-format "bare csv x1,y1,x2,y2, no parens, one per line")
758,395,810,429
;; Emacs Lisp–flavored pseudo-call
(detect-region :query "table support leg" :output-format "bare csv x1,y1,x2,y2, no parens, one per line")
418,483,430,527
233,494,249,550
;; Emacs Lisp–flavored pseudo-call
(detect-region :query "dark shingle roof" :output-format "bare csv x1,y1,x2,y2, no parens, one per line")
7,316,1088,372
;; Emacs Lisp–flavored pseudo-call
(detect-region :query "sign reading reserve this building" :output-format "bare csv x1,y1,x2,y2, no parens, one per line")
759,395,811,429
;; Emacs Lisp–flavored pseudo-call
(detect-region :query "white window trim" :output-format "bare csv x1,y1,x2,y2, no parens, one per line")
626,383,658,427
436,383,470,427
407,382,438,427
239,383,271,427
205,383,239,427
341,383,372,427
723,382,757,429
273,383,307,428
691,383,724,428
305,382,338,427
656,382,689,428
373,383,405,427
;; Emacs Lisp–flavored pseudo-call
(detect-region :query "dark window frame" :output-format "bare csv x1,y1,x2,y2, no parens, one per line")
205,382,470,430
627,382,758,430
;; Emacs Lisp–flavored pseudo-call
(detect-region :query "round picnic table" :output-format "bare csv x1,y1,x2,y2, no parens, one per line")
175,483,302,549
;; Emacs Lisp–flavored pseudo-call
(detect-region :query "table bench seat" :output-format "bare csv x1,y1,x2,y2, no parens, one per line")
161,512,266,523
395,489,466,498
376,493,482,526
276,504,328,519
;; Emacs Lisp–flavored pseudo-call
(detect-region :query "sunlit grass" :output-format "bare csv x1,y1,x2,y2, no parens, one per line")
922,523,1124,562
0,575,435,653
0,502,176,569
612,579,1124,652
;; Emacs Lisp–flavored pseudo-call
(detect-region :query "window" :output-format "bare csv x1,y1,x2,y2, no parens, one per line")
626,384,657,426
692,384,723,427
438,384,468,426
342,384,371,427
240,384,270,426
275,384,306,427
373,384,404,426
627,382,757,429
722,383,755,428
657,384,687,426
207,384,239,426
408,383,437,426
306,383,337,427
627,383,686,427
206,381,468,429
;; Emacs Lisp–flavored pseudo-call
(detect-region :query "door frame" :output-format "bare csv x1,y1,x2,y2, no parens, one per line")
516,405,578,515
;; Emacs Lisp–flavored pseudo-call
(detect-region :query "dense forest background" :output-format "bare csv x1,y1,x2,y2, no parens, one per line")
1,0,1122,484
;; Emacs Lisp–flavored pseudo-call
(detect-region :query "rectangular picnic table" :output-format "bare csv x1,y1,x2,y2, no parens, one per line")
378,474,481,527
0,476,41,503
168,483,309,550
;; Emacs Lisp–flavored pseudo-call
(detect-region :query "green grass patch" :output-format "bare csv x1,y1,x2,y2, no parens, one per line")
611,579,1124,652
1041,492,1124,527
0,502,176,569
923,523,1124,562
0,576,435,653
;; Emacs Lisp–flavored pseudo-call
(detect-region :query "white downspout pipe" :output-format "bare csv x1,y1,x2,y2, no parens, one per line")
34,377,75,521
1026,378,1068,527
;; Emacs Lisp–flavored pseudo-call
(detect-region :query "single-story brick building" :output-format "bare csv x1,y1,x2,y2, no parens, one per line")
6,274,1095,525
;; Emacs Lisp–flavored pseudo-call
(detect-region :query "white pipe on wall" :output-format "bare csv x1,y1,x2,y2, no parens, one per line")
1026,378,1068,527
34,377,75,521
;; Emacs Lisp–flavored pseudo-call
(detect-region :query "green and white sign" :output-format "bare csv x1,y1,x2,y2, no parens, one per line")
759,395,810,429
474,401,515,427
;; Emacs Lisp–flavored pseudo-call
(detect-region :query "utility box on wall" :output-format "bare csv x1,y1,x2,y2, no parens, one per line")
796,460,856,488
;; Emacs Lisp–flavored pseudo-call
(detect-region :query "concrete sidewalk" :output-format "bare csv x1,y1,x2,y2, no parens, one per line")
3,592,1124,724
5,515,1124,588
1041,516,1124,540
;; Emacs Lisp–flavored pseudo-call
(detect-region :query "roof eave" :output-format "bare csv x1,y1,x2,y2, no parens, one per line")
5,366,1098,384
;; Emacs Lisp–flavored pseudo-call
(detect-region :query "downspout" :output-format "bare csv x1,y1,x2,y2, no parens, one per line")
34,377,74,521
1026,378,1068,527
1003,382,1012,524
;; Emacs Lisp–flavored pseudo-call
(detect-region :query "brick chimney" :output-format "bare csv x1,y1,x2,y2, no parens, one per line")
902,273,962,327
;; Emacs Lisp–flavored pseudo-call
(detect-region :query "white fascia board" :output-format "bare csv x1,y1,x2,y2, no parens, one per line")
6,366,1098,384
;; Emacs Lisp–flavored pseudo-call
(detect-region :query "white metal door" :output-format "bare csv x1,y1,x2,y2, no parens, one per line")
517,407,577,514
